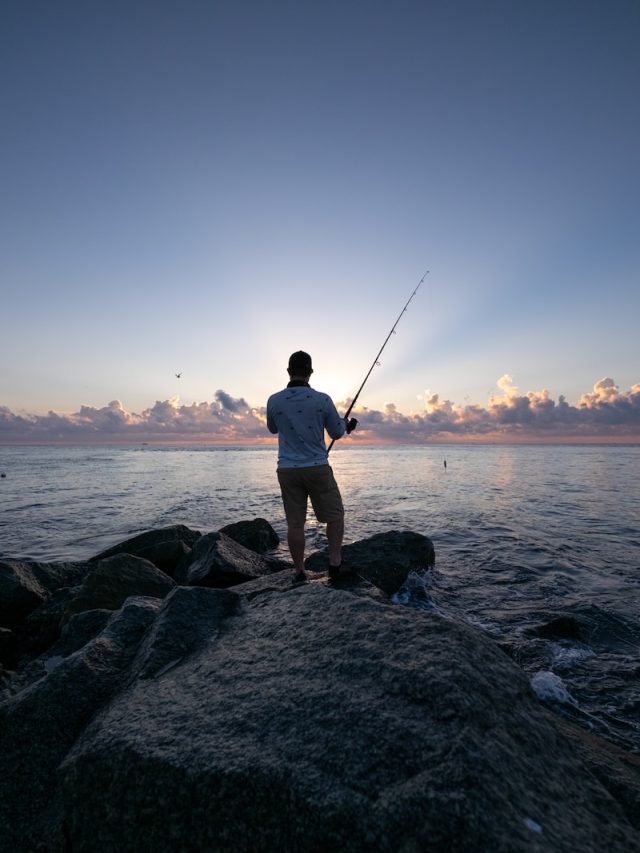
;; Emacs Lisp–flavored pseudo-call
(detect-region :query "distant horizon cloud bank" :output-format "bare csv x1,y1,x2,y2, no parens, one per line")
1,378,639,445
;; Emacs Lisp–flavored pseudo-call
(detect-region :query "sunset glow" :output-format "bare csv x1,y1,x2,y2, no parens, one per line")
1,377,638,445
1,3,638,443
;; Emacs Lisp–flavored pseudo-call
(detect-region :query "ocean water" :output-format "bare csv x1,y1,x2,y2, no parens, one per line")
1,443,639,753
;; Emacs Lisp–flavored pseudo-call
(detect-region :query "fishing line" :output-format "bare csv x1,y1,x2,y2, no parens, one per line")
327,270,428,453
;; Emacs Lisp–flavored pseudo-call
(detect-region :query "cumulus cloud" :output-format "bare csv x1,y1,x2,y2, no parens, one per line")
0,395,268,443
214,390,249,413
343,377,640,444
1,378,639,443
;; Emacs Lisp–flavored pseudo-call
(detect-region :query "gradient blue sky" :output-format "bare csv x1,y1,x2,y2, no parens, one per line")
1,1,639,441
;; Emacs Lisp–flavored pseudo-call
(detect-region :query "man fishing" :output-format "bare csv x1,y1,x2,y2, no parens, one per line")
267,351,356,584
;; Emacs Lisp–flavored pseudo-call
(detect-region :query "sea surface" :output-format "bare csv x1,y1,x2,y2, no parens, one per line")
1,443,639,753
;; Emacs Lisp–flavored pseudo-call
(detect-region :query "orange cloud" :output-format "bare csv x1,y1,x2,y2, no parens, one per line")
1,378,639,444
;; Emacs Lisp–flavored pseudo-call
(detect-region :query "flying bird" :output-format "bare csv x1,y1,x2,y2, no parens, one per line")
175,372,182,379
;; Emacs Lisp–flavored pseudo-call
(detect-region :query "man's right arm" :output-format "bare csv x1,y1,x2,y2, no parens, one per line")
266,397,278,434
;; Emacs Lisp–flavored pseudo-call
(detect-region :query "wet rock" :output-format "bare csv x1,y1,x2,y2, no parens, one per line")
532,615,584,641
530,606,640,653
305,530,436,595
62,554,176,624
174,531,282,588
89,524,202,578
219,517,280,554
0,560,91,628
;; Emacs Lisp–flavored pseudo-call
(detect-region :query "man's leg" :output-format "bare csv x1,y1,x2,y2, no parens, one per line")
277,468,308,579
287,526,306,575
326,517,344,568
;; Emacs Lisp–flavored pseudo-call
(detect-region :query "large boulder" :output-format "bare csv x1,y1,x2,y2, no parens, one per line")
89,525,202,578
62,554,175,624
0,597,161,852
306,530,436,595
174,531,283,588
53,586,637,852
219,517,280,554
0,560,91,628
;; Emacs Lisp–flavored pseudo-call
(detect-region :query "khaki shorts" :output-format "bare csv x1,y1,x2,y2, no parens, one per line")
277,464,344,529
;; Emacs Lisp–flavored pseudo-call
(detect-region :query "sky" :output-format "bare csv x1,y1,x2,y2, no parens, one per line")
1,0,639,444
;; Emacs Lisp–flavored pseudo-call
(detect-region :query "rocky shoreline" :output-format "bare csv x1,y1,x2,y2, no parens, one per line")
1,520,639,852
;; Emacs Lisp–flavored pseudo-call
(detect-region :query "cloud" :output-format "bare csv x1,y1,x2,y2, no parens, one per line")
1,378,639,444
344,377,640,443
0,396,268,443
214,390,249,413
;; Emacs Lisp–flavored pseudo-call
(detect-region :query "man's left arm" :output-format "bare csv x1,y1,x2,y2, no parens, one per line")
324,398,347,440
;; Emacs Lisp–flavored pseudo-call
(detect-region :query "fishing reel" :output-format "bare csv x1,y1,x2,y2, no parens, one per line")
346,418,358,434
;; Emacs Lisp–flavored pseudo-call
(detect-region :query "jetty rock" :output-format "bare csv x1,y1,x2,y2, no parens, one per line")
306,529,436,594
220,516,280,554
62,553,176,625
0,559,91,628
174,530,287,587
88,519,280,577
89,524,202,578
0,528,638,851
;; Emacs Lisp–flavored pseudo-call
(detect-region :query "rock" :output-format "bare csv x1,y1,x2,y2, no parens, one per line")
174,531,283,588
0,597,161,852
89,524,202,578
55,609,113,658
0,561,45,627
130,586,243,681
0,664,12,697
305,530,436,595
219,517,280,554
0,627,17,669
238,567,391,605
6,608,117,699
1,530,639,853
62,554,176,624
532,615,584,641
53,587,637,852
15,587,76,659
530,606,639,653
551,714,640,833
0,560,91,628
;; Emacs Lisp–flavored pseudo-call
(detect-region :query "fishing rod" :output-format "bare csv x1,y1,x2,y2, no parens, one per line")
327,269,428,453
